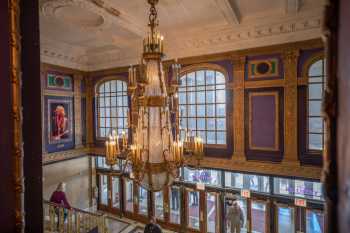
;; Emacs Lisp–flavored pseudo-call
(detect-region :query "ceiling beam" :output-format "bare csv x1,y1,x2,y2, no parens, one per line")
87,0,146,37
285,0,301,15
215,0,241,25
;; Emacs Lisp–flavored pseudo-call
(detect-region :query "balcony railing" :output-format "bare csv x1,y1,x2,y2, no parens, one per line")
43,200,108,233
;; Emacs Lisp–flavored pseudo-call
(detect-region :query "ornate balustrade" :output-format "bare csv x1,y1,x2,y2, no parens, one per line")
43,200,108,233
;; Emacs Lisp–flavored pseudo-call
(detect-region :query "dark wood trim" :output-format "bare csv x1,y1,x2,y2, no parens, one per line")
21,0,43,232
0,2,17,232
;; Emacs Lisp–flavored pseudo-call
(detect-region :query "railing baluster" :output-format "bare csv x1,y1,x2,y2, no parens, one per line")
67,208,73,233
76,212,80,233
59,207,64,233
49,205,55,232
43,200,106,233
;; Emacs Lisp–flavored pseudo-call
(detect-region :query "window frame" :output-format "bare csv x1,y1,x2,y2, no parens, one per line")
298,52,325,166
305,58,326,152
94,77,129,141
177,63,233,157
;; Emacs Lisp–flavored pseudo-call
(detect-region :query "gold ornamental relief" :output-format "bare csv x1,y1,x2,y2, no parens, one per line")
9,0,24,232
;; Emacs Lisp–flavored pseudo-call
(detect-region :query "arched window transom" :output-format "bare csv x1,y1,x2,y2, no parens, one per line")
178,69,227,145
96,79,129,138
307,59,326,151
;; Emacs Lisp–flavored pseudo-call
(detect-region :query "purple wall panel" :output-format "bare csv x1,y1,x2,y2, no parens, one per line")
251,94,277,149
245,88,284,162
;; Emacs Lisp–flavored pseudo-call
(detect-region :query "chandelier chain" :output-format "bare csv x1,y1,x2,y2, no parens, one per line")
148,2,158,32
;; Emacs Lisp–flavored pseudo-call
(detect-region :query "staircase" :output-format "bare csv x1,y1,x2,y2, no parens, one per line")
43,200,108,233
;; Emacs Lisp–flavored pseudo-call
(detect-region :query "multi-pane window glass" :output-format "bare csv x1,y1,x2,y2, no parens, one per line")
273,177,323,200
124,179,133,212
183,167,222,186
224,172,270,193
154,191,164,220
169,186,181,224
178,70,226,145
306,210,324,233
96,80,128,138
96,156,121,170
99,175,108,206
307,59,326,151
138,187,148,216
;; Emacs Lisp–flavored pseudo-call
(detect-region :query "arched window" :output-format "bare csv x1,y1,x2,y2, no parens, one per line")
96,79,129,138
178,68,227,145
307,58,326,151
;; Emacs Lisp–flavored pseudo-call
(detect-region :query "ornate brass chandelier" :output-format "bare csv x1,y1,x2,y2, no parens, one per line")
105,0,204,191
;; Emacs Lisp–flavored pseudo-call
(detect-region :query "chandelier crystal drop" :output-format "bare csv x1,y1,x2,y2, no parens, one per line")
105,0,204,191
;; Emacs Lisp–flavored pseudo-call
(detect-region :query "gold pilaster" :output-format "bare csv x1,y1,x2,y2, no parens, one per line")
9,0,24,232
86,77,94,148
74,75,83,148
282,48,300,164
232,56,246,160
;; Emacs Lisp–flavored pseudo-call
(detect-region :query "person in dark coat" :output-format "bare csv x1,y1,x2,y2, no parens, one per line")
50,182,71,209
144,216,162,233
50,182,71,229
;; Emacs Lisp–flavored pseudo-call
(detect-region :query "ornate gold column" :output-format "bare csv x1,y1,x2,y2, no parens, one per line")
232,56,246,160
74,75,83,148
282,48,300,164
9,0,24,231
86,77,94,148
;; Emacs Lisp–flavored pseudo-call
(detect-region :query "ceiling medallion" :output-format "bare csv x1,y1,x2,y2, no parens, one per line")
104,0,204,192
40,0,108,30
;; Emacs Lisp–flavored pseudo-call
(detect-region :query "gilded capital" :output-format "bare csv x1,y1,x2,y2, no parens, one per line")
232,56,246,71
282,48,300,63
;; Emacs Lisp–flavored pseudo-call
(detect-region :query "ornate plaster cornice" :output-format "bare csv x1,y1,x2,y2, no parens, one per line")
40,0,323,72
43,147,90,164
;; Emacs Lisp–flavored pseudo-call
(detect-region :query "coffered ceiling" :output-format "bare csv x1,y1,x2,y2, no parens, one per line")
40,0,325,71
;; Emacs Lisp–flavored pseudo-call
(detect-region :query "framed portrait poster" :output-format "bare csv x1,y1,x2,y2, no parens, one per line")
45,96,74,153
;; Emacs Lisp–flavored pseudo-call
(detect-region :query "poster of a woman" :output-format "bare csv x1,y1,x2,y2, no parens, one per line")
47,97,73,145
52,105,69,140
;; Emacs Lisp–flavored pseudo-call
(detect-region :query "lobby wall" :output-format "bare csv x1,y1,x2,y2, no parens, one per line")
41,63,94,209
87,39,325,180
43,157,91,210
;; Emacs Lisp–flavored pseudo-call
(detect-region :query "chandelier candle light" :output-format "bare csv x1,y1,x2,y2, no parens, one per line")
105,130,119,166
105,0,204,191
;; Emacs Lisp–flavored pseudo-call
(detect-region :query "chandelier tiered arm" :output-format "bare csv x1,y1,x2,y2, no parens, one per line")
105,0,204,192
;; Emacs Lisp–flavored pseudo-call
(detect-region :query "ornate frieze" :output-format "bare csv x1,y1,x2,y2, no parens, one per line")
43,147,90,164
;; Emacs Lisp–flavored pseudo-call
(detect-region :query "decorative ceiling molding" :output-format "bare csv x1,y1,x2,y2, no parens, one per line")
285,0,301,15
40,0,146,36
41,0,110,31
215,0,241,25
89,0,120,17
39,0,323,71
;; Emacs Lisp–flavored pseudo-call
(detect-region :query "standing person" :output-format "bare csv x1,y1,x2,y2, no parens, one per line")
226,199,244,233
50,182,71,229
144,216,162,233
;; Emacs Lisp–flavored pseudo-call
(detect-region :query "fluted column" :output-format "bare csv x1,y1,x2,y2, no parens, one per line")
74,74,83,148
282,48,300,163
86,77,94,148
232,56,246,160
